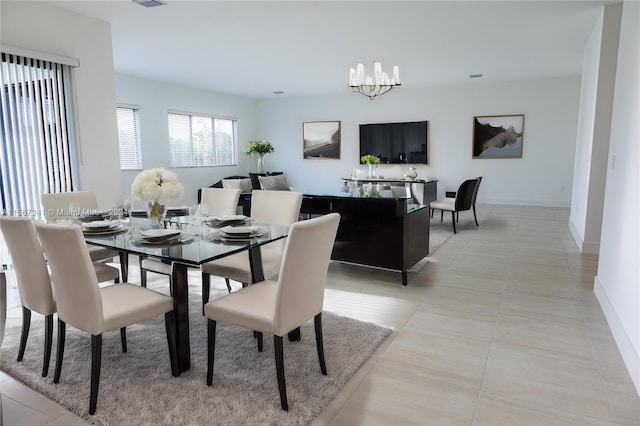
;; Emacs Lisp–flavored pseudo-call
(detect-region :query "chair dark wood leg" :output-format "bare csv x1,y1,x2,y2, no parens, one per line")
206,319,216,386
17,306,31,362
42,314,53,377
257,332,263,352
456,211,459,222
288,328,301,342
139,255,147,288
120,327,127,353
201,272,210,315
473,205,479,226
53,320,66,384
452,211,457,234
225,278,232,293
314,313,327,375
164,311,179,377
274,335,288,411
430,208,434,218
440,210,443,222
119,252,129,282
89,334,102,415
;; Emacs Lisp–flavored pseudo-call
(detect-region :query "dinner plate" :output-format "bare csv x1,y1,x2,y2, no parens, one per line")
140,229,181,242
220,225,259,235
132,233,193,246
205,218,249,228
82,220,116,230
78,213,110,223
82,227,128,237
215,215,247,222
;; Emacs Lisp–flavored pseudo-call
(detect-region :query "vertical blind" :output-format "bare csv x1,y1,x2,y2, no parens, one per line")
117,106,142,170
0,53,76,215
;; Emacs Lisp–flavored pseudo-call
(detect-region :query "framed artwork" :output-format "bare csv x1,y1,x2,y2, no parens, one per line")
303,121,341,159
472,114,524,159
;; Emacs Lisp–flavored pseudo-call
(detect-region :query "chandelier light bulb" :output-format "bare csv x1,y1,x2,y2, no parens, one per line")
348,61,401,100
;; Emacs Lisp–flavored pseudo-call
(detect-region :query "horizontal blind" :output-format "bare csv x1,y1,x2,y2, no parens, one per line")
168,112,193,167
168,112,236,167
117,106,142,170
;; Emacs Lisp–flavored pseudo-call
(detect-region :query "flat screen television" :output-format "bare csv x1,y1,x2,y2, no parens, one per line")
359,121,428,164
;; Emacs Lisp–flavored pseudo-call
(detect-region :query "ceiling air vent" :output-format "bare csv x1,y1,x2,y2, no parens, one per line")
133,0,167,8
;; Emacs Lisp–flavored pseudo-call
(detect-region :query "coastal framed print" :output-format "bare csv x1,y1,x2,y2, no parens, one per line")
472,114,524,159
303,121,341,159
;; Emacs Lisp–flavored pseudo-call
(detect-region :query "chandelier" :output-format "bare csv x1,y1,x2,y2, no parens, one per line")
349,62,401,100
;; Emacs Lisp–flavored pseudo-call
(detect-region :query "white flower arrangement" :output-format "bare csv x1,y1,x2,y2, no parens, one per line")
131,168,184,204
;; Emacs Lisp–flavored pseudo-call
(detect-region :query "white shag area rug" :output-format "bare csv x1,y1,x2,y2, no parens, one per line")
0,297,391,425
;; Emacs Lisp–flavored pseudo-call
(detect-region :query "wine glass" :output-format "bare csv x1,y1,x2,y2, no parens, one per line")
122,195,133,217
68,201,80,223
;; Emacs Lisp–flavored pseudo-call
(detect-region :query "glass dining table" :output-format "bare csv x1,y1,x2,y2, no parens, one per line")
84,218,289,374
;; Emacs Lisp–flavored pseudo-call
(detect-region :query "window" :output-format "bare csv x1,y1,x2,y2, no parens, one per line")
117,106,142,170
168,112,236,167
0,52,78,215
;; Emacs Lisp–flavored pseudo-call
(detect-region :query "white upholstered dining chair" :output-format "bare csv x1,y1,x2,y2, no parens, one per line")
0,216,120,378
200,190,303,313
204,212,340,410
34,221,178,415
41,190,122,276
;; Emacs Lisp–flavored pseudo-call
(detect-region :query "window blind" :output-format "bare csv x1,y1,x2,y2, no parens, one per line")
168,112,236,167
0,53,76,216
117,106,142,170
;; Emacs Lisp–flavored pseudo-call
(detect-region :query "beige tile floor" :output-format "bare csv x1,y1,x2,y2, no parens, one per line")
1,204,638,425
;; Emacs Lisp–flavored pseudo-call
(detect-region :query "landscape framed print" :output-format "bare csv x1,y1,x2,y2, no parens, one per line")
472,114,524,159
303,121,341,159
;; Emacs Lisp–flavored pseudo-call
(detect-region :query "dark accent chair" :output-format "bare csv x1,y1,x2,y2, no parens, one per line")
429,178,482,233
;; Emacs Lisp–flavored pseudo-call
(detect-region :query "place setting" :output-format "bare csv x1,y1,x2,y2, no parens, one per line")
81,220,128,237
204,224,265,244
204,214,251,228
131,228,194,246
77,210,112,223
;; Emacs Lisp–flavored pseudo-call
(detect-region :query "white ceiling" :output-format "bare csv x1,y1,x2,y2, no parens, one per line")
43,0,614,99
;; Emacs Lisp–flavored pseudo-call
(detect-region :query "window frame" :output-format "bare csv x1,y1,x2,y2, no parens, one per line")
116,104,143,171
167,110,238,168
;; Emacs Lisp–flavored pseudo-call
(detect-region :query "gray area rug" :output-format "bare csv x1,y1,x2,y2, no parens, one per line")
0,297,391,425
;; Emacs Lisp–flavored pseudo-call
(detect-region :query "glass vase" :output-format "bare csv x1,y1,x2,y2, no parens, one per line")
257,154,265,173
367,164,375,179
146,200,167,228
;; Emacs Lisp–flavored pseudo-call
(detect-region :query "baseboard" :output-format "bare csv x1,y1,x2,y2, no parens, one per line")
569,218,584,250
569,218,600,254
594,276,640,396
479,198,571,207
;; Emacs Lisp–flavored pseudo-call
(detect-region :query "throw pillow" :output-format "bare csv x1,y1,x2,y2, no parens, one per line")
222,178,253,193
258,174,290,191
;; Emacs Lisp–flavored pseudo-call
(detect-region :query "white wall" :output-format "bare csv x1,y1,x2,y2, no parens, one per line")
570,4,622,254
255,77,580,206
594,0,640,395
115,74,258,207
0,1,122,209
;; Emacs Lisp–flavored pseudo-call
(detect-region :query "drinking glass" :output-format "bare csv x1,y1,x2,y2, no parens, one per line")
122,195,133,217
68,201,80,222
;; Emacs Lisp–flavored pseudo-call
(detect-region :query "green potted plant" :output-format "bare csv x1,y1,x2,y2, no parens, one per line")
360,154,380,178
244,140,274,173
